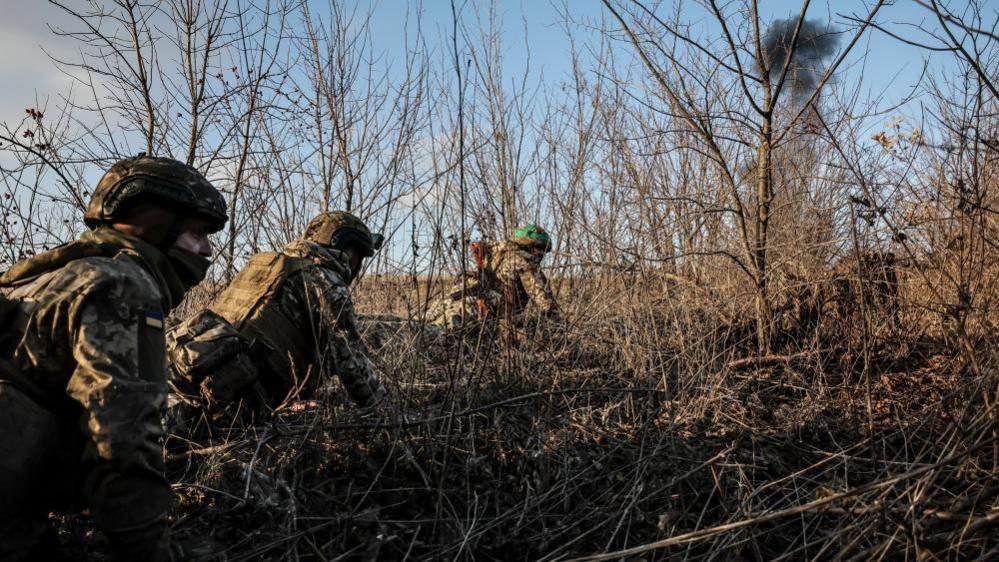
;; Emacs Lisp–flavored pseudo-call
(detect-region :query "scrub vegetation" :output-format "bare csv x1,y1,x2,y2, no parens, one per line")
2,1,998,559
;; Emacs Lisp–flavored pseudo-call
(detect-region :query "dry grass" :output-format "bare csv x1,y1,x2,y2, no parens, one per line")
5,2,995,559
148,267,999,561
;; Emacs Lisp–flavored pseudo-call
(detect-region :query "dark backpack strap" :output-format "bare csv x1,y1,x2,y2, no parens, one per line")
0,292,17,334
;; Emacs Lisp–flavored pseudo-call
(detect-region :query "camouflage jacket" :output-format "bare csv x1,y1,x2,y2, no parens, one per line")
426,270,503,329
427,240,558,329
0,230,180,555
489,240,558,316
203,239,386,408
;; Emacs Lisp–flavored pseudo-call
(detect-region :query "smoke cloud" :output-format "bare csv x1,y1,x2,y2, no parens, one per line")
762,17,840,102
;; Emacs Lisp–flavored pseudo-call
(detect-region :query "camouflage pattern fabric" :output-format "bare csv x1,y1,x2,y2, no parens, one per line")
489,240,558,318
426,273,503,330
274,240,386,407
84,154,227,232
303,210,381,256
166,308,262,405
199,239,386,409
427,240,558,329
357,313,440,347
0,238,178,561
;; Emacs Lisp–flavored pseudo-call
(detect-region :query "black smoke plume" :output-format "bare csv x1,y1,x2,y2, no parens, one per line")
762,17,840,102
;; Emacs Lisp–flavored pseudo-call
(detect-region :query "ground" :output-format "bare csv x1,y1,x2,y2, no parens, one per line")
58,274,999,560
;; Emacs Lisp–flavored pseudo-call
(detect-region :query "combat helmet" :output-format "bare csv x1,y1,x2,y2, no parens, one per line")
84,154,227,232
511,224,552,252
303,211,384,257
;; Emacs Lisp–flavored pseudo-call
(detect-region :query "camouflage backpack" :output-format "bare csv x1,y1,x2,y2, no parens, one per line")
0,241,119,288
0,244,123,410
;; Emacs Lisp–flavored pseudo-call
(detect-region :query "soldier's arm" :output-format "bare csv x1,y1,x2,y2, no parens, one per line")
64,267,173,559
519,265,559,315
167,309,260,402
310,268,387,408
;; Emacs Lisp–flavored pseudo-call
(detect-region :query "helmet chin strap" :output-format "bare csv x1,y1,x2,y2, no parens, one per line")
343,254,360,285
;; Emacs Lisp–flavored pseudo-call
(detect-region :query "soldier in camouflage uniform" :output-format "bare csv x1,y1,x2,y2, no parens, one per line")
428,224,559,329
167,211,387,412
0,155,227,561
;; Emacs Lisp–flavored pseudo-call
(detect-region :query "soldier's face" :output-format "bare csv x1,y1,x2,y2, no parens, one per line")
173,217,215,257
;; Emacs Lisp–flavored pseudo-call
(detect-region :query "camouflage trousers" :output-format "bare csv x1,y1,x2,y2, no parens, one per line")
357,313,443,348
0,382,173,561
426,289,503,331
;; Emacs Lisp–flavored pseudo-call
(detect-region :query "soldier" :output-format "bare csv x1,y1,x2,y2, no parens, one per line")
0,155,227,561
429,224,559,330
167,211,387,412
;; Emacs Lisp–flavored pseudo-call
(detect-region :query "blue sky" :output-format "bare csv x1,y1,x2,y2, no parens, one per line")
0,0,972,268
0,0,956,132
360,0,945,111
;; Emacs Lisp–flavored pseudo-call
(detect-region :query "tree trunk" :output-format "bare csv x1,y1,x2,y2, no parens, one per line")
755,116,774,353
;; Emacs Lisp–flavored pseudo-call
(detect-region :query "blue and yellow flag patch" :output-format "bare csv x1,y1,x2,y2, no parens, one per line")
144,310,164,329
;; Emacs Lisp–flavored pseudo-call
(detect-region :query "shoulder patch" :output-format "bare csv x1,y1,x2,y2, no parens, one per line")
144,309,165,329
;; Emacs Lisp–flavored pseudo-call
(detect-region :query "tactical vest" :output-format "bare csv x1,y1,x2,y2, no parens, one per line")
209,252,318,394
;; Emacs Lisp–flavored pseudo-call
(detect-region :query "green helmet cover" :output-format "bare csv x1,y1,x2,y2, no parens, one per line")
511,224,552,252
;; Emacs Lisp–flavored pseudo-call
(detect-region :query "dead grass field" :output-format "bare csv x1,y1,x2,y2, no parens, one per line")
133,266,999,561
4,1,997,559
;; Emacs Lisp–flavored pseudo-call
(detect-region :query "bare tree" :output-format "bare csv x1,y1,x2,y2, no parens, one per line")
598,0,886,351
